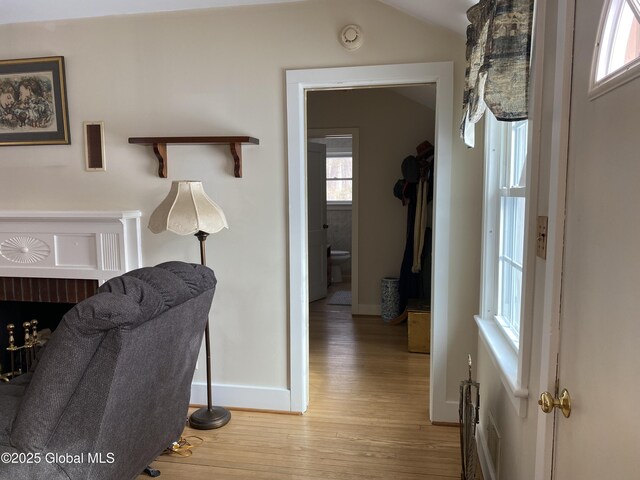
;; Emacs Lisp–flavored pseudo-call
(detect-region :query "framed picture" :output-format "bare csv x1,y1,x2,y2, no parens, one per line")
0,56,70,146
83,121,106,171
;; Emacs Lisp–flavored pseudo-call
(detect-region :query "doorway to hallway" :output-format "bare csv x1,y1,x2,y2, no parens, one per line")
286,62,455,423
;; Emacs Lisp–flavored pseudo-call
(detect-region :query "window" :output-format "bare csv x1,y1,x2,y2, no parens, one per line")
496,121,527,347
592,0,640,94
326,156,352,203
314,135,353,204
483,115,528,349
476,113,531,415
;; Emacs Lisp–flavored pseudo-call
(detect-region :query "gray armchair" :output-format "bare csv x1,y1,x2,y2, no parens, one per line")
0,261,216,479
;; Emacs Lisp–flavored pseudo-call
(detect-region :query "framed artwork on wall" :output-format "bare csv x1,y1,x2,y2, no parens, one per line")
0,56,70,146
84,121,106,171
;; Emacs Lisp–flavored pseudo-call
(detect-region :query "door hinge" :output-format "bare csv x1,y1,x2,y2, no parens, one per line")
537,216,548,259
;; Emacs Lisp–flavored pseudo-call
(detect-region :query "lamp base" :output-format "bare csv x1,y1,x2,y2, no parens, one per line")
189,406,231,430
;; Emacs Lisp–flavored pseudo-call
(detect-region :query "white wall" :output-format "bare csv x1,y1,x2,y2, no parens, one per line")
0,0,482,411
308,87,435,310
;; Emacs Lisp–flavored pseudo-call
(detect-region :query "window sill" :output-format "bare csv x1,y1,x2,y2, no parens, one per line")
475,315,528,417
327,203,352,211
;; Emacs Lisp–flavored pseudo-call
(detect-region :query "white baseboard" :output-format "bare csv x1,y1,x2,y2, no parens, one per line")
356,304,381,316
432,399,460,424
477,422,498,480
191,382,291,412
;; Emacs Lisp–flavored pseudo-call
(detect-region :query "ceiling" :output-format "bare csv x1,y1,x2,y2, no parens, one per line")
0,0,473,35
379,0,474,35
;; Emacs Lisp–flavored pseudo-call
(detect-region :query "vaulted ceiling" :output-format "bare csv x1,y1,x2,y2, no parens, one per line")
0,0,473,35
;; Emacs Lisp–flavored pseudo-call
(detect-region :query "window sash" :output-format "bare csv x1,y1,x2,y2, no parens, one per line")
326,156,353,203
326,179,352,203
594,0,640,87
326,157,352,179
486,117,528,351
610,1,640,71
497,258,523,346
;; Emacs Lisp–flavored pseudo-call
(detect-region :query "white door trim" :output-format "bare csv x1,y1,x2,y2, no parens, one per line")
308,127,359,314
286,62,454,419
533,0,576,478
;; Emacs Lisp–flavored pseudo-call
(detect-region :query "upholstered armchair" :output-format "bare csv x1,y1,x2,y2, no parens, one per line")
0,261,216,479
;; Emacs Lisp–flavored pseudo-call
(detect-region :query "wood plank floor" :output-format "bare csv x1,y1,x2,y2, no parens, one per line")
142,286,461,479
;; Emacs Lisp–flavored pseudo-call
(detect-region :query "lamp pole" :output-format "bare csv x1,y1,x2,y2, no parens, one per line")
189,230,231,430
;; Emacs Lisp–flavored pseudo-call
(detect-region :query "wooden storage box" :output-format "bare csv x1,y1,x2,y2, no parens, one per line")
407,299,430,354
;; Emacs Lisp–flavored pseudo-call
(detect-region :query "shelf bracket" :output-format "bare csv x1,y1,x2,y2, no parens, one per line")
230,142,242,178
152,143,168,178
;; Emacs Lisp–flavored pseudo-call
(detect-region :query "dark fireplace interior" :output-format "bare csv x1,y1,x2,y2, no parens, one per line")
0,277,98,378
0,301,75,376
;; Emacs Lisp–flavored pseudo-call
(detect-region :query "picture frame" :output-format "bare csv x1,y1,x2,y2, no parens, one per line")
0,56,70,146
83,121,106,171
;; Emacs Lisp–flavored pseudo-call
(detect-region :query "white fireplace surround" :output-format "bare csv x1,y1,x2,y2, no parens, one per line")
0,211,292,411
0,211,142,284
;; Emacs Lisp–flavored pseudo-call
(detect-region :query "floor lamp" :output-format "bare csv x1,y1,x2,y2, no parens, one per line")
148,180,231,429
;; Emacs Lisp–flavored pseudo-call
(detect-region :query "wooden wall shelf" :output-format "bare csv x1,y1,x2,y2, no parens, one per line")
128,136,259,178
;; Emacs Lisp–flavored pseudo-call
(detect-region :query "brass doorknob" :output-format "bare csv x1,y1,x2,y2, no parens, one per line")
538,388,571,418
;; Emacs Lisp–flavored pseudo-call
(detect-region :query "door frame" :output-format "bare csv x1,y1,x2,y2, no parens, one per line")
308,128,359,313
532,0,576,478
286,62,454,418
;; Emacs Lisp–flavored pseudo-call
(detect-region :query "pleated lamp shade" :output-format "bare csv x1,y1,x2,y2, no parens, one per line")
148,181,229,235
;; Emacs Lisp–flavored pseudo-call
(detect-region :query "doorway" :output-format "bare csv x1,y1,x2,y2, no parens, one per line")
286,63,454,421
307,130,357,310
307,83,438,316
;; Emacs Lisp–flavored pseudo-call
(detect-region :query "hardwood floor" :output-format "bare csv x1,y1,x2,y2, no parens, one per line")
142,285,461,479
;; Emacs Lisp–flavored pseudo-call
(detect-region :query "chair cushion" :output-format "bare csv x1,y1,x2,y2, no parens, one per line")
0,384,26,446
7,261,216,480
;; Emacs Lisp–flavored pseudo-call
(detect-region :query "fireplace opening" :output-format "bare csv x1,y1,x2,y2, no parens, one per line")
0,276,98,380
0,300,75,377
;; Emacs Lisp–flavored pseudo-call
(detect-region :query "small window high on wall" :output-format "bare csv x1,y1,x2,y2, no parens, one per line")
592,0,640,95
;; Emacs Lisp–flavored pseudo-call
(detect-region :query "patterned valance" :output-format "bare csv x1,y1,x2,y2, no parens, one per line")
461,0,534,147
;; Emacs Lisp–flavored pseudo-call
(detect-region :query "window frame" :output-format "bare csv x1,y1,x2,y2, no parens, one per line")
326,155,353,205
475,113,535,417
590,0,640,98
495,120,528,348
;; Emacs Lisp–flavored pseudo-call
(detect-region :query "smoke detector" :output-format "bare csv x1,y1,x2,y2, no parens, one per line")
340,24,363,51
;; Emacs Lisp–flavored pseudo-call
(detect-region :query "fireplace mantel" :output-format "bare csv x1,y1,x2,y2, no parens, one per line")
0,211,142,284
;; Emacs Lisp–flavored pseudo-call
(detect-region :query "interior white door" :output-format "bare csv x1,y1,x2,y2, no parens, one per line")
551,0,640,477
307,141,328,302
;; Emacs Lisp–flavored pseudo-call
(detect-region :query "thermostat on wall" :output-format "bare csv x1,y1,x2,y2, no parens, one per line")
340,24,363,51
